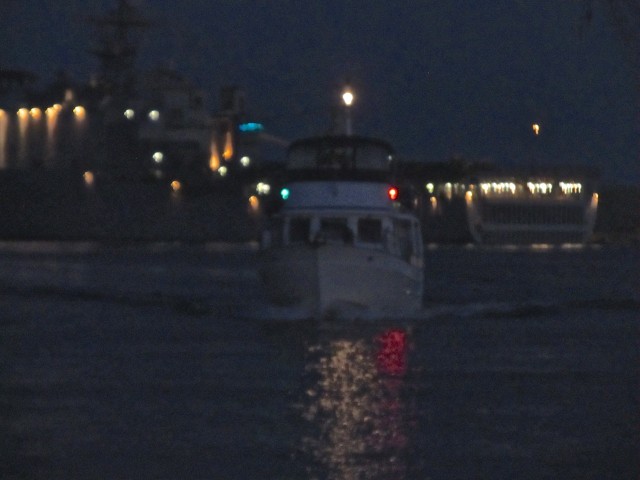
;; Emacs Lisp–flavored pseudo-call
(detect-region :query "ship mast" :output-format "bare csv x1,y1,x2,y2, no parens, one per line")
88,0,151,99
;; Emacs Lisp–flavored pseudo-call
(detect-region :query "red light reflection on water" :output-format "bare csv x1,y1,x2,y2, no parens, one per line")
376,328,407,376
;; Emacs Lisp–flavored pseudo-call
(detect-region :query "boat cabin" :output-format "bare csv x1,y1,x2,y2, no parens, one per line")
286,135,395,179
263,211,423,266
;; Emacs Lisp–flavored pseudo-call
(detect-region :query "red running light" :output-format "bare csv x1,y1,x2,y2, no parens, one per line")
388,186,399,201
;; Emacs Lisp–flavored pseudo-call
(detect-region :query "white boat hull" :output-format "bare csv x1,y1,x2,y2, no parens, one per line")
259,243,423,317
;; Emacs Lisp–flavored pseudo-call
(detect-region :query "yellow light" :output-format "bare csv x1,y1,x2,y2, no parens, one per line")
532,123,540,135
342,88,354,106
153,151,164,163
240,156,251,167
248,195,259,211
148,110,160,121
29,108,42,119
171,180,182,192
124,109,135,120
83,171,95,186
0,109,5,117
426,182,434,194
218,166,228,177
223,130,233,160
53,104,62,112
73,106,86,119
17,108,29,119
209,141,220,171
465,191,473,203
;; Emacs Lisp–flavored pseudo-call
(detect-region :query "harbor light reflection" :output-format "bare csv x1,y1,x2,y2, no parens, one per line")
300,328,411,479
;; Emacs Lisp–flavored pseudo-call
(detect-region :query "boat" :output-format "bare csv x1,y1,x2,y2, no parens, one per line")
258,134,424,318
464,171,599,245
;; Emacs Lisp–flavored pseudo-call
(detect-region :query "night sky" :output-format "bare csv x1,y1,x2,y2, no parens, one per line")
1,1,638,184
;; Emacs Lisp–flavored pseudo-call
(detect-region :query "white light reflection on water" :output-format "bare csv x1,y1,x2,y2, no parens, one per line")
300,327,412,479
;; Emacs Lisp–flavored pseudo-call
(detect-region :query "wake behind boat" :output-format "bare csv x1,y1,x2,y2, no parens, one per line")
258,134,424,318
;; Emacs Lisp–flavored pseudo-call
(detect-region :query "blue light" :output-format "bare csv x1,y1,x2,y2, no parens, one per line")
238,122,264,132
280,187,290,200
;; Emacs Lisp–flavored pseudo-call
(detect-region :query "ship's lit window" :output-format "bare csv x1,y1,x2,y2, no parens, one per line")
444,182,453,199
124,109,135,120
218,166,228,177
53,104,62,112
248,195,259,211
73,106,86,119
29,108,42,119
240,156,251,167
83,171,95,186
209,141,220,171
171,180,181,192
65,89,74,102
17,108,29,119
256,182,271,195
148,110,160,121
223,130,234,160
426,182,434,194
560,181,582,195
153,151,164,163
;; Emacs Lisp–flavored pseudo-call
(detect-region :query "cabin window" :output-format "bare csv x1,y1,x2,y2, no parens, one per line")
289,217,310,243
319,218,353,243
357,218,382,243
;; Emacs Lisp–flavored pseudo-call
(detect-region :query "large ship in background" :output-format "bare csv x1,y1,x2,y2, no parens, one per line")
0,1,269,241
464,170,599,245
0,1,635,244
398,160,602,245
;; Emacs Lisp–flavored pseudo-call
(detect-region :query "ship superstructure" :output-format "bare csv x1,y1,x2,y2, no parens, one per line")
464,172,599,244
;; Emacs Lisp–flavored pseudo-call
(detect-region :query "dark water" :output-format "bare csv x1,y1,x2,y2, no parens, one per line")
1,242,638,479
